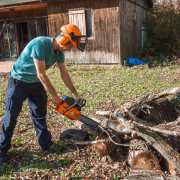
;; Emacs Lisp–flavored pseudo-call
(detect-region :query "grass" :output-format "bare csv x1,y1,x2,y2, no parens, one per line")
0,62,180,179
46,63,180,114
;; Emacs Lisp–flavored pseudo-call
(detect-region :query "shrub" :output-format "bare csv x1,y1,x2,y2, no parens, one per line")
143,0,180,59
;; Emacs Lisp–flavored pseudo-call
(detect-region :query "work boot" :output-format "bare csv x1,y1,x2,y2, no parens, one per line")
47,144,64,154
0,151,7,166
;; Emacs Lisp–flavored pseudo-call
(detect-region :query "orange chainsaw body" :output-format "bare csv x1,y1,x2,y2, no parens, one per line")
47,99,81,120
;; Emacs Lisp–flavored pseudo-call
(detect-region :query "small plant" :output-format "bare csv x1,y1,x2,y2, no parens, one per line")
90,153,93,159
0,165,16,177
58,157,71,167
76,165,81,171
113,177,119,180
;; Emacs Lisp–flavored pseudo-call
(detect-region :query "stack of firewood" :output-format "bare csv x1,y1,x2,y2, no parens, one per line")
81,87,180,179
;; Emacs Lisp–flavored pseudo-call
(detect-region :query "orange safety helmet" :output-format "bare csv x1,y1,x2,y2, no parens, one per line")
59,24,87,52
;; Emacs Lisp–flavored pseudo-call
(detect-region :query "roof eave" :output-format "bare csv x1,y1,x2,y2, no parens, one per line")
0,0,42,8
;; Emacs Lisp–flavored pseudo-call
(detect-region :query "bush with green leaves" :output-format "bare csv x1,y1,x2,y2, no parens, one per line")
144,1,180,59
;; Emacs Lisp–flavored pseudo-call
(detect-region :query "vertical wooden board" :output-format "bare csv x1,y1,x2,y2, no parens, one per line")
117,3,121,63
56,13,60,34
119,0,125,62
134,5,140,58
52,15,55,37
113,1,120,63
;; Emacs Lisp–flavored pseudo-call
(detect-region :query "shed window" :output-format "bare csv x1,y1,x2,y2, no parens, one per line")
0,17,48,61
69,8,94,39
85,10,93,38
142,24,147,50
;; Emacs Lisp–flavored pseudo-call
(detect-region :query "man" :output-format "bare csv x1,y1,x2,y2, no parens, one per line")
0,24,87,166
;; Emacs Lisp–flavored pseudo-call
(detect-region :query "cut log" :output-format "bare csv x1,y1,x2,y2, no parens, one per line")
128,138,160,170
94,134,122,157
132,151,160,170
94,141,116,157
148,98,178,125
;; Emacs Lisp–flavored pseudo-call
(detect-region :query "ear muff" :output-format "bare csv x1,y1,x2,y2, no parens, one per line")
59,36,69,45
59,32,70,45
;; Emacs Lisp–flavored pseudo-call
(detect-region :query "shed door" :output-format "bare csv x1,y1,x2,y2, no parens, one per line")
69,8,86,35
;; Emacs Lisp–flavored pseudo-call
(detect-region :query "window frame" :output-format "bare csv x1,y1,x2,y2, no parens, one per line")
68,7,95,40
85,8,95,40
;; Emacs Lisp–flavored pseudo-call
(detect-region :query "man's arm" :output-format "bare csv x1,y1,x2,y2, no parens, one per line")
57,62,82,101
33,58,61,106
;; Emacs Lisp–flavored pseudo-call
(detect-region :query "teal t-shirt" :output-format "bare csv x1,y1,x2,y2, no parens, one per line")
10,36,65,83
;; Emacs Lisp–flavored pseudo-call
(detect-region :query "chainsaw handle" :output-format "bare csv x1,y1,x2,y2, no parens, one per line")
77,99,86,107
47,99,62,110
47,99,55,109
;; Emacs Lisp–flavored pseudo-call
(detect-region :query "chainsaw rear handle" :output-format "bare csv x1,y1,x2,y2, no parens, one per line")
77,99,86,107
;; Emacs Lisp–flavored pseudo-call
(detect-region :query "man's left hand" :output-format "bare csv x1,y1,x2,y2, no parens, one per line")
75,94,83,102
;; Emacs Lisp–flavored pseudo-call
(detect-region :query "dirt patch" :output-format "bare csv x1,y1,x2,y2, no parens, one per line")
0,61,14,73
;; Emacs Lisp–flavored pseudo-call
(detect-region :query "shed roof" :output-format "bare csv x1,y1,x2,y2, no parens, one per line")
0,0,41,6
0,0,153,8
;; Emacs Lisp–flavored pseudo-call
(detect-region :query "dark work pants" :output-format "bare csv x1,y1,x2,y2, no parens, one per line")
0,76,53,153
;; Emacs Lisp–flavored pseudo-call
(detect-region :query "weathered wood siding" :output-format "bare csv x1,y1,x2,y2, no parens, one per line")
47,0,120,64
119,0,149,61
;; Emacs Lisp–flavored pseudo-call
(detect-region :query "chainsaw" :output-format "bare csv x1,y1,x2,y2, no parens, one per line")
47,96,100,128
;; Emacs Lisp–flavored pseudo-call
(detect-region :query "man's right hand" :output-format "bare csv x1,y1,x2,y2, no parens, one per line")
52,95,61,107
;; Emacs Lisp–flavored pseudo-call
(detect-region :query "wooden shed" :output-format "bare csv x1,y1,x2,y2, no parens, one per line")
0,0,153,64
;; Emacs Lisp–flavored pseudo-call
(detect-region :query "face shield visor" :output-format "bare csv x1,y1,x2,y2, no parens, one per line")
69,32,88,52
